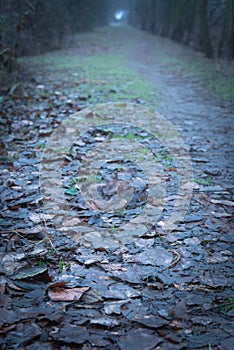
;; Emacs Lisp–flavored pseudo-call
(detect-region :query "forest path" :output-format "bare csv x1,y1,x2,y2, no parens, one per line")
1,26,234,350
127,28,233,182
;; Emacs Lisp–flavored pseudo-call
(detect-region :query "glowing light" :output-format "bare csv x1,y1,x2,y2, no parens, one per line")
115,10,124,21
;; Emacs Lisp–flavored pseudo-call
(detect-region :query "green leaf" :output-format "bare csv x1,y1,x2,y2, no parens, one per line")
64,186,77,196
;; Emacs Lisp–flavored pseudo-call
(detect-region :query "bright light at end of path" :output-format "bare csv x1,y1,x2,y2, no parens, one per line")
115,10,124,21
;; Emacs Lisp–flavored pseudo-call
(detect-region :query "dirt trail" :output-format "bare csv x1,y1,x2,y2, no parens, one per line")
127,29,233,181
0,26,233,350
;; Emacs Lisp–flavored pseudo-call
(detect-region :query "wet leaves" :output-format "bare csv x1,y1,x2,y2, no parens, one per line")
132,247,174,267
6,322,42,348
117,328,161,350
12,266,49,280
199,273,230,289
0,27,233,350
50,325,90,345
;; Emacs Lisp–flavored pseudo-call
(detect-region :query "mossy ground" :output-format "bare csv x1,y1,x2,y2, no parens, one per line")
19,26,233,106
19,29,158,105
147,32,234,102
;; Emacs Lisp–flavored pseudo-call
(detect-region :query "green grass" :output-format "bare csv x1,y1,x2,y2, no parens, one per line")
19,49,158,104
59,260,66,273
194,177,214,186
78,53,157,103
79,174,102,184
138,148,149,154
111,132,147,140
153,39,234,101
219,298,234,314
19,53,83,70
19,26,233,104
0,156,14,162
111,225,118,232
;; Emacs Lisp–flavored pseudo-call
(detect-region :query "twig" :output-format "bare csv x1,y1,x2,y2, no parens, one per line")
41,228,57,252
168,249,180,268
36,205,58,253
13,230,46,246
25,0,35,11
0,48,10,56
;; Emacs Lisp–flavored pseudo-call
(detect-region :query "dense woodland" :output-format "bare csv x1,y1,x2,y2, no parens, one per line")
128,0,234,59
0,0,109,70
0,0,233,72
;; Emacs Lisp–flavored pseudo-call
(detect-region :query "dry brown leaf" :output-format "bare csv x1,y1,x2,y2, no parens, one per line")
48,286,90,301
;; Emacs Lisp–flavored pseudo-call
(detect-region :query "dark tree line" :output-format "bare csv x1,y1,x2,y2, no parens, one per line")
0,0,233,72
129,0,234,60
0,0,108,71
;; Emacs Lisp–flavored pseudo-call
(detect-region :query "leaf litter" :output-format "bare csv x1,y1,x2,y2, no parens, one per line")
0,26,234,349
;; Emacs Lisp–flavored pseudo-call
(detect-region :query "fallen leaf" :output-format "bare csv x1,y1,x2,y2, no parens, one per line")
13,266,48,280
90,317,119,327
29,212,54,223
117,328,161,350
48,286,89,301
169,300,188,320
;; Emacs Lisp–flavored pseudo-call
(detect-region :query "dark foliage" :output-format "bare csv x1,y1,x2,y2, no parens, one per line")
0,0,108,69
0,0,233,73
129,0,234,60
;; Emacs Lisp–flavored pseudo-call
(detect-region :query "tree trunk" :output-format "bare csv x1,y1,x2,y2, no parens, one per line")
219,0,234,59
193,0,214,58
